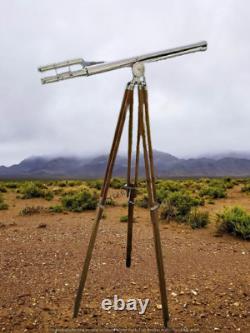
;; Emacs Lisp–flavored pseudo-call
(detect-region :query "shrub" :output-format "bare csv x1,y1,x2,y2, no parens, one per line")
0,195,8,210
58,181,67,187
200,186,227,199
86,180,103,190
19,182,54,200
136,195,149,208
160,200,176,222
67,180,82,187
61,190,98,212
20,206,45,216
241,184,250,194
160,191,203,222
110,178,126,189
49,205,64,213
5,182,18,189
0,202,8,210
217,207,250,240
0,185,7,193
120,215,128,222
188,209,210,229
43,191,54,201
105,197,116,206
156,180,183,203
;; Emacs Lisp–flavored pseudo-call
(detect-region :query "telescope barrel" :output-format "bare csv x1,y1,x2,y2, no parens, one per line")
39,41,207,84
38,58,84,72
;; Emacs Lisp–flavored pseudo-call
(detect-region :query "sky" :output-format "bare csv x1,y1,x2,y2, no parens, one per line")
0,0,250,166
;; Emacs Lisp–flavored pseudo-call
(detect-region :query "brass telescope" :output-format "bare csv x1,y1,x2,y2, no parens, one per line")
38,40,207,84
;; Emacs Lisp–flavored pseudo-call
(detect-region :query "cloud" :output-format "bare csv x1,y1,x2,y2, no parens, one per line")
0,0,249,165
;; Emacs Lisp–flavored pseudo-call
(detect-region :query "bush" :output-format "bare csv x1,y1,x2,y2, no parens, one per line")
160,191,201,222
19,182,54,200
120,215,128,222
136,195,149,208
0,195,8,210
105,197,116,206
241,184,250,194
200,185,227,199
20,206,45,216
0,185,7,193
5,182,18,189
49,205,64,213
61,190,98,212
156,180,183,203
86,180,103,190
67,180,83,187
110,178,125,189
58,181,67,187
217,207,250,240
188,209,210,229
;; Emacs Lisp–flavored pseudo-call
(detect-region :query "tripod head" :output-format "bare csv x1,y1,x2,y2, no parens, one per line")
38,41,207,84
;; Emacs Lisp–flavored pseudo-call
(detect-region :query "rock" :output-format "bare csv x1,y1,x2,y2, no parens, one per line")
156,304,162,310
233,302,240,307
191,289,198,296
37,223,47,229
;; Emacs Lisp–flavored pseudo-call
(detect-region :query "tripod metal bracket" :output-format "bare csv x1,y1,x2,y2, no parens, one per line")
122,184,138,191
150,204,160,212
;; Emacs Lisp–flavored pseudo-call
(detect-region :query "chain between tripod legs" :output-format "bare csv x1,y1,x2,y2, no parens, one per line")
73,77,170,328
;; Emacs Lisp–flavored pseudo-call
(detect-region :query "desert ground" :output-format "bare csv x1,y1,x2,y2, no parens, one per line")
0,179,249,333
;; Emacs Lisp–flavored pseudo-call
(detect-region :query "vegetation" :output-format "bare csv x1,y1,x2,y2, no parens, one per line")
19,182,53,200
188,209,210,229
49,205,64,213
110,178,126,189
159,191,203,222
241,183,250,194
20,206,45,216
0,185,7,193
0,194,8,210
120,215,128,222
199,185,227,199
105,197,116,206
86,179,103,190
5,182,18,189
217,207,250,240
0,178,249,236
136,195,149,208
61,189,98,212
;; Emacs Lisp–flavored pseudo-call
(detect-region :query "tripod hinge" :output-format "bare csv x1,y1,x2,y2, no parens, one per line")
150,204,159,212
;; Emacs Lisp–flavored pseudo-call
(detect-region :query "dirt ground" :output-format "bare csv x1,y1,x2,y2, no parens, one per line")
0,186,249,333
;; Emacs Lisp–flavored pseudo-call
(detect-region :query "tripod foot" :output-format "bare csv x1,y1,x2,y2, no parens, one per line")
126,256,131,268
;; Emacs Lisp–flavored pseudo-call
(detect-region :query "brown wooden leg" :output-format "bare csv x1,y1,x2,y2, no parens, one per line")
126,88,134,267
73,84,133,318
139,83,170,328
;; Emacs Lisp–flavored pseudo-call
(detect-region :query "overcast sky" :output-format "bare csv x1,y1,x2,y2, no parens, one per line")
0,1,250,165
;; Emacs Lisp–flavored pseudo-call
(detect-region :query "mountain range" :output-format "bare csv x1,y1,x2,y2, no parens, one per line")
1,151,250,179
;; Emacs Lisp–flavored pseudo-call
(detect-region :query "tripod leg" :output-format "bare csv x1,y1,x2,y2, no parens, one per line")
126,90,134,267
73,84,133,318
139,84,170,328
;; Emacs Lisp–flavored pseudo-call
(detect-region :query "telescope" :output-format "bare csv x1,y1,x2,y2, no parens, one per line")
38,41,207,84
38,40,207,329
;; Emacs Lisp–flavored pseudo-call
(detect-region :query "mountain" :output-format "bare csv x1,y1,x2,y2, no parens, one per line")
1,151,250,179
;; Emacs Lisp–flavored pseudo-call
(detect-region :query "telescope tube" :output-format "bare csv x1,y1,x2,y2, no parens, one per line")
39,41,207,84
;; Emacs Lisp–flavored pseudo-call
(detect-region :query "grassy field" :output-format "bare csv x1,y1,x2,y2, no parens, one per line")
0,178,249,332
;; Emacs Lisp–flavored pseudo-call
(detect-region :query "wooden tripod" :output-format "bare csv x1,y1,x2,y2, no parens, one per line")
73,67,170,328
